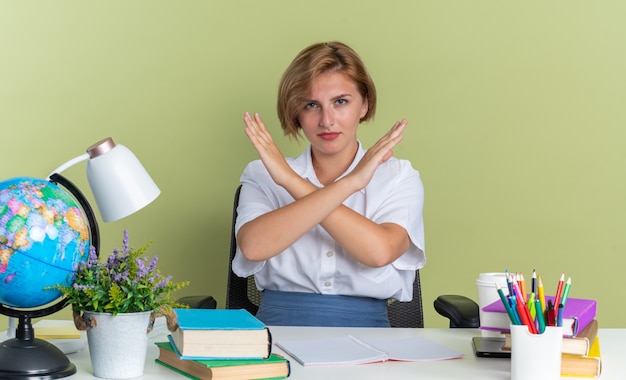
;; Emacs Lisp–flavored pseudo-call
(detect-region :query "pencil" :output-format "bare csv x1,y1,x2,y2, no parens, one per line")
515,296,537,334
528,292,536,320
512,280,524,304
556,303,564,327
537,275,546,313
518,272,527,303
546,299,555,326
509,296,522,326
560,276,572,307
554,273,565,320
535,298,546,334
554,273,565,308
496,283,520,325
506,272,514,296
512,281,537,334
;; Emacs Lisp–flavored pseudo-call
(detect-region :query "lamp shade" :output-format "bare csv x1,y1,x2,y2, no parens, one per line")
85,138,160,222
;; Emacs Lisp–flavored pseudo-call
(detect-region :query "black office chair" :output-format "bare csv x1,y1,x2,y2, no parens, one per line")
181,185,479,328
224,185,261,315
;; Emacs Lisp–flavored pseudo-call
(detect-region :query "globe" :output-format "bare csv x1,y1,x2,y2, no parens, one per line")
0,176,91,309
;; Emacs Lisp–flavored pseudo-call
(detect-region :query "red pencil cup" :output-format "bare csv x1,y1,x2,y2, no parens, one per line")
510,324,563,380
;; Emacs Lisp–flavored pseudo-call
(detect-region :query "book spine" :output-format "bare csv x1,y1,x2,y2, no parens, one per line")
266,327,272,359
155,360,200,380
572,303,597,338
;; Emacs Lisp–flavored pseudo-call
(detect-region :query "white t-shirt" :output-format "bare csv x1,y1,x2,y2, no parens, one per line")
232,142,425,301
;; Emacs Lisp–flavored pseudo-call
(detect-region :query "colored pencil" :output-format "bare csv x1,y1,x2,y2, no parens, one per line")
560,277,572,307
537,275,546,313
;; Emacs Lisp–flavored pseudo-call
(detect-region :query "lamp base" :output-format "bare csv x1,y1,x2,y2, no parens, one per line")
0,337,76,379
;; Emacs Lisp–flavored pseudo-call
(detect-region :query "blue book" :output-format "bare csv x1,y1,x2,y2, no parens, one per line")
170,309,272,360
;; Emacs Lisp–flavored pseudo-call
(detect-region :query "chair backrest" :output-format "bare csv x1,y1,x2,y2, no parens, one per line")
225,185,424,328
225,185,261,315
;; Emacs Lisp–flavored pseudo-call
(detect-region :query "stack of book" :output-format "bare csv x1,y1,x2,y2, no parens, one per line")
501,319,602,378
155,308,290,379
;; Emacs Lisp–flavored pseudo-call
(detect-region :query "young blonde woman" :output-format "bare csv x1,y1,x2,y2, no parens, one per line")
233,41,425,327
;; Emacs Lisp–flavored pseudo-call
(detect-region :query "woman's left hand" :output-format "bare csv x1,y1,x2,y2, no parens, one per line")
347,119,408,190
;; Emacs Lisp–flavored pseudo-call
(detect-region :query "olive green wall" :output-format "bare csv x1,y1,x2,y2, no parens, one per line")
1,1,624,331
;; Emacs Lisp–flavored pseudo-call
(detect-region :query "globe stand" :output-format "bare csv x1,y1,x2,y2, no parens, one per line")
0,314,76,379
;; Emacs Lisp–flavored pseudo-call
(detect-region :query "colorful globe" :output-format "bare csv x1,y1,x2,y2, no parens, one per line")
0,177,91,308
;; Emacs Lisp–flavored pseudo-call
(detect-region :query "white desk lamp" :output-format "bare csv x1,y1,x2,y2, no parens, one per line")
0,137,160,378
50,137,160,223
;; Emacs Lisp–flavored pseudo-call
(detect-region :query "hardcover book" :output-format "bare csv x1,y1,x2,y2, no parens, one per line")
155,341,290,380
170,308,272,359
561,336,602,378
480,296,596,337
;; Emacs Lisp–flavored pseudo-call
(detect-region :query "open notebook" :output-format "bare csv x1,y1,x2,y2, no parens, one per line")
276,335,463,366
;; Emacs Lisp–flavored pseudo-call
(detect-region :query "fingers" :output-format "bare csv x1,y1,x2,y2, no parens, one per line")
358,119,407,167
388,119,408,139
244,112,264,133
244,112,273,145
373,119,408,151
376,119,407,144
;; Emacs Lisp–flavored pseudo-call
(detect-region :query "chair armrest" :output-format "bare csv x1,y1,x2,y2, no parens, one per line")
176,295,217,309
433,295,480,328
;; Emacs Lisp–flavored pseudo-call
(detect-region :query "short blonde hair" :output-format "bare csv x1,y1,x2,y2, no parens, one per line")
277,41,377,140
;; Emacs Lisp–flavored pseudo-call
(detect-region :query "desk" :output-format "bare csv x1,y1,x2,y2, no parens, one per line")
65,327,624,379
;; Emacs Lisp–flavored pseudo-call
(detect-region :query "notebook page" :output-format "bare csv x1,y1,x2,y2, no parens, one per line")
358,336,464,361
276,335,387,366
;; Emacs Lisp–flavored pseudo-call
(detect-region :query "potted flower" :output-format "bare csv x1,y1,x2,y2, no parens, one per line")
49,230,189,379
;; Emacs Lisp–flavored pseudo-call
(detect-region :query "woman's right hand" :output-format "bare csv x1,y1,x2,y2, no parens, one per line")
243,112,296,187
